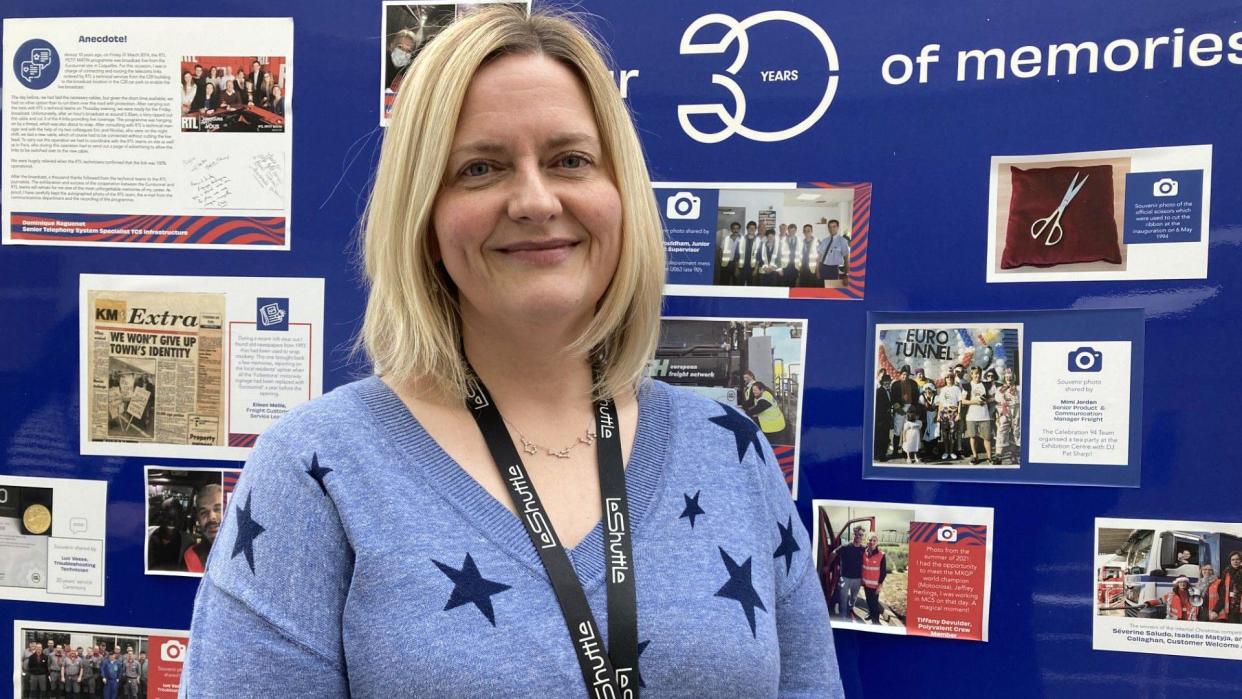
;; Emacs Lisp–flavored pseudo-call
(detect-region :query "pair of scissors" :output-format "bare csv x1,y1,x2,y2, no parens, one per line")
1029,172,1089,247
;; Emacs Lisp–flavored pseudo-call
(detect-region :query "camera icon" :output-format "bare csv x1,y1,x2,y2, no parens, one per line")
665,191,701,220
936,525,958,543
160,639,187,663
1153,177,1179,198
1067,346,1103,373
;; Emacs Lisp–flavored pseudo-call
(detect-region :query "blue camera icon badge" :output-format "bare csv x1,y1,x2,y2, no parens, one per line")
1067,346,1103,373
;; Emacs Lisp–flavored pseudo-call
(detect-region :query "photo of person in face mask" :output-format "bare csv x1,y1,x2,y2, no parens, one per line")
386,28,419,93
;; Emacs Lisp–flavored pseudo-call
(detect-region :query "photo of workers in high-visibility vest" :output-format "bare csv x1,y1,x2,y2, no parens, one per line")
1094,518,1242,661
813,499,994,641
647,317,807,496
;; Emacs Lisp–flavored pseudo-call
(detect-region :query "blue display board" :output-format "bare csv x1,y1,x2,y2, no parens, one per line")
3,1,1242,696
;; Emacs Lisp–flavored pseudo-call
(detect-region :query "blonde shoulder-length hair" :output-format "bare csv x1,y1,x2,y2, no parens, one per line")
359,6,665,401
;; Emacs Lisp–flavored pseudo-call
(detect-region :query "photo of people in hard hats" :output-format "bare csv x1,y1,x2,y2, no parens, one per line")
1094,517,1242,661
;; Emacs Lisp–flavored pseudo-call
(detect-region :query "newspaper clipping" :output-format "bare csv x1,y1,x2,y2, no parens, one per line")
80,274,324,461
87,290,225,449
2,17,293,249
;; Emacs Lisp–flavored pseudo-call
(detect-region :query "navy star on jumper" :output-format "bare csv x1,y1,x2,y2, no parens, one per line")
305,452,333,496
708,403,765,463
773,516,801,574
714,546,767,638
231,491,266,574
432,553,511,626
679,490,705,528
637,639,650,688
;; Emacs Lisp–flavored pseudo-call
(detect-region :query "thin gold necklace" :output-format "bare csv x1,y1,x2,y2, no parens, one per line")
502,418,596,459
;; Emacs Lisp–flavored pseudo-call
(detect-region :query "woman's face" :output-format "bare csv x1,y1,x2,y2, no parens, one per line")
433,54,621,332
751,384,761,398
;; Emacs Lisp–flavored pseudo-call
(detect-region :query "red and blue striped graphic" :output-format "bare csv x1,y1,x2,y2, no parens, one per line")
773,443,795,488
229,433,259,448
789,181,870,300
10,212,286,246
909,522,987,547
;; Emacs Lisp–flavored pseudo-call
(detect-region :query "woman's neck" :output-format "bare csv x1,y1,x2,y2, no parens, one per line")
459,309,596,416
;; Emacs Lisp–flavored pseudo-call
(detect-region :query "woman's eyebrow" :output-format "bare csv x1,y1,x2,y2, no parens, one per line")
450,132,600,159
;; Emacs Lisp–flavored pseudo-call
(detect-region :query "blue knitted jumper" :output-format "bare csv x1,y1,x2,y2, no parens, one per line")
181,377,842,698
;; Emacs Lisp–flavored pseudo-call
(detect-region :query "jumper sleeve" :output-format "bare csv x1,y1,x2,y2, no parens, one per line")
180,434,352,698
753,432,844,698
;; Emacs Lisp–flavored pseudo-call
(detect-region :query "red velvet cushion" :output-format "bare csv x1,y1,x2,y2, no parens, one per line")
1001,164,1121,269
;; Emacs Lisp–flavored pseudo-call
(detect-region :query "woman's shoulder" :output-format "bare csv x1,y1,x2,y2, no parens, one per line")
253,374,387,452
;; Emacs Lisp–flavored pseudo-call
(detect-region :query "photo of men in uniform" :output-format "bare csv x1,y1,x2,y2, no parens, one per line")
712,187,856,289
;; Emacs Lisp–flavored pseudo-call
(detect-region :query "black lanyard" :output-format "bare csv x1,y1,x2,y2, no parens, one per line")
464,372,639,698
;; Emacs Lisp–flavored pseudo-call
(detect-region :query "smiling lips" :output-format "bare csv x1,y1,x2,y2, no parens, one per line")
497,238,580,264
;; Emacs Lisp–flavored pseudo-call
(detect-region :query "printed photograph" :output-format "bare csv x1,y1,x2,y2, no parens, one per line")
179,55,287,132
1096,524,1242,622
0,477,107,606
0,485,54,590
1094,517,1242,660
16,620,188,698
812,499,994,641
993,155,1129,273
815,504,913,628
710,187,857,290
986,145,1211,283
381,1,530,123
647,318,806,493
144,467,237,577
106,357,157,442
872,323,1022,468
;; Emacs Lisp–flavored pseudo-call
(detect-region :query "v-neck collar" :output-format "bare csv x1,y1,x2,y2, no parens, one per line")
355,375,671,589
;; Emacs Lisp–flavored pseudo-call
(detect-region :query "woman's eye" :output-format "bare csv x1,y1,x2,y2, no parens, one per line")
559,154,589,169
462,162,492,177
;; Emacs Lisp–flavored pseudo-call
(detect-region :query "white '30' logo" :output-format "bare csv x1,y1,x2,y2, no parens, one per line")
678,11,839,144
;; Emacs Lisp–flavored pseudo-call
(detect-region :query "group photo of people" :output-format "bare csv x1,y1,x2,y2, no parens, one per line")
815,504,912,628
20,635,149,698
179,55,287,132
648,318,805,489
872,324,1022,466
712,187,858,289
1096,524,1242,624
382,1,529,121
144,468,232,576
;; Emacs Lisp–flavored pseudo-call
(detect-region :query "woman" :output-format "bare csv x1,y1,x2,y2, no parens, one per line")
259,71,276,108
993,367,1020,464
199,82,217,113
270,85,285,116
962,365,993,464
744,380,787,445
182,7,840,697
1167,576,1194,620
179,71,197,114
